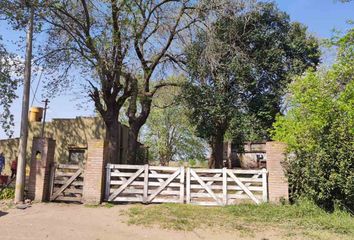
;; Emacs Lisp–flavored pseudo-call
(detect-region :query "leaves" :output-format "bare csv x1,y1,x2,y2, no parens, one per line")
0,38,18,137
145,76,207,165
183,1,320,154
272,28,354,211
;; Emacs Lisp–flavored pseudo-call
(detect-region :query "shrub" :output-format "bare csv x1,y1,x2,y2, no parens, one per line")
272,29,354,211
0,187,15,200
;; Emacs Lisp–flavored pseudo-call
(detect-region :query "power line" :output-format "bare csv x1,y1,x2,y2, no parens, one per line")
30,69,43,106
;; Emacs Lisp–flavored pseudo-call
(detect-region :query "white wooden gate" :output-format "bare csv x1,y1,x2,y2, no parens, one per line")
186,168,267,206
106,164,185,203
105,164,267,206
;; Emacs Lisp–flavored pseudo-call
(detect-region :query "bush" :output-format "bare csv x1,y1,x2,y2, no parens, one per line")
272,29,354,211
0,187,15,200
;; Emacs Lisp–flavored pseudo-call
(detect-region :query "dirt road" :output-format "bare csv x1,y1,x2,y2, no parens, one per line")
0,203,289,240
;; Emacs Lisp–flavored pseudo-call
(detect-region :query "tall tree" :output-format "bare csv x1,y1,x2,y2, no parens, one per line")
183,2,320,168
36,0,198,164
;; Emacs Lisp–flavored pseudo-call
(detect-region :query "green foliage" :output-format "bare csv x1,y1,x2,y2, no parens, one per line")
0,187,15,200
0,38,17,137
272,28,354,211
183,1,319,167
126,201,354,238
188,159,197,167
145,77,207,166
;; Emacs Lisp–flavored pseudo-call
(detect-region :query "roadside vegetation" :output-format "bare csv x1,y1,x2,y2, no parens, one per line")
0,187,14,200
272,28,354,211
126,201,354,239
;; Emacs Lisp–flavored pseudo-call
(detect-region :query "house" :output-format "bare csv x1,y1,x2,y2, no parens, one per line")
0,107,147,174
223,141,267,169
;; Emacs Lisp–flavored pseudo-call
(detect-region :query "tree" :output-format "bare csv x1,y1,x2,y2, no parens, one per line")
145,77,207,166
0,38,18,137
272,28,354,211
183,2,320,168
1,0,38,202
0,0,36,138
36,0,199,164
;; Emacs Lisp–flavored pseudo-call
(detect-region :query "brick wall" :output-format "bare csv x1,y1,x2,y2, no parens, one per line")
28,138,56,201
266,141,289,203
82,139,106,204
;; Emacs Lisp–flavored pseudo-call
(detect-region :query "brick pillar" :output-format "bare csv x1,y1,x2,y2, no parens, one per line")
82,139,107,204
266,141,289,203
28,137,56,202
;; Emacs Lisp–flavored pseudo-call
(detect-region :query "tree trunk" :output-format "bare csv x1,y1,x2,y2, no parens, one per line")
127,93,152,165
127,125,140,165
208,131,225,169
105,120,120,164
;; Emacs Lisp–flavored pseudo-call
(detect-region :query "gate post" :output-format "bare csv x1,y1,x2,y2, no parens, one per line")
28,137,56,202
261,168,268,203
82,139,107,204
266,141,288,203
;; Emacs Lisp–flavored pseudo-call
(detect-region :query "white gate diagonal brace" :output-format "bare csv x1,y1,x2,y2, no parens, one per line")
108,167,145,201
190,169,223,206
227,170,260,204
147,168,181,202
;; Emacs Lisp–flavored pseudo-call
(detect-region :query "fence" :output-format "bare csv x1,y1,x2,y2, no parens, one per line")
106,164,184,203
187,168,267,206
105,164,267,206
49,164,84,202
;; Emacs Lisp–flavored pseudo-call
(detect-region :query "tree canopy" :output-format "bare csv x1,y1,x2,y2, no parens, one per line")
145,76,207,166
183,1,320,168
0,38,18,137
33,0,199,164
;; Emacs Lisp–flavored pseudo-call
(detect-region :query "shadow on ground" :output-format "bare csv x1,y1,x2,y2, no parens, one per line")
0,211,8,217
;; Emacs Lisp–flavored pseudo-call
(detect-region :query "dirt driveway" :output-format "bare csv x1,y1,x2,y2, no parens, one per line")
0,202,295,240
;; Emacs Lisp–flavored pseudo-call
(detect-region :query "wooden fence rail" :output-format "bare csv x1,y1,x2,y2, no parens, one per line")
186,168,267,206
50,164,84,202
106,164,184,203
105,164,267,206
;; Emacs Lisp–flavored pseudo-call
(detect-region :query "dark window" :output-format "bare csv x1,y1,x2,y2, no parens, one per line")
68,149,85,164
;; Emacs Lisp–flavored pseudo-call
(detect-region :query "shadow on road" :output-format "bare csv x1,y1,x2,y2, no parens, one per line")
0,211,8,217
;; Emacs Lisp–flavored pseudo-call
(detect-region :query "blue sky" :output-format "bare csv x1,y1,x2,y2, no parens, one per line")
0,0,353,139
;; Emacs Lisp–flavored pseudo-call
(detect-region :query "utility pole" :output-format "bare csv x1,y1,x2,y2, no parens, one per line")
41,99,49,137
14,4,34,203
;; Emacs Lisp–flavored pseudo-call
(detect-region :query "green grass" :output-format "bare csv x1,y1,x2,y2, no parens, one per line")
0,187,15,200
125,200,354,239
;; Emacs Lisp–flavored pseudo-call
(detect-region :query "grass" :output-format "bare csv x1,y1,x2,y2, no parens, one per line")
0,187,15,200
84,202,115,209
125,200,354,239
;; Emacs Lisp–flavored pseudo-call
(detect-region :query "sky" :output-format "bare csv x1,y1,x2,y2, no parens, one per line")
0,0,353,139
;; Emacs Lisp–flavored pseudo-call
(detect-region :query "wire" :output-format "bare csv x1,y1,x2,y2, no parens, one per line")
31,70,43,106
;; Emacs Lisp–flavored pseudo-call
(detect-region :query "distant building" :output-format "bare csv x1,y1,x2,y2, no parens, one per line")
223,141,267,169
0,107,146,174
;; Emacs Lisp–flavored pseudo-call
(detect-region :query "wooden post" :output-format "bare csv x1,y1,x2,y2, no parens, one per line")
179,166,185,203
262,168,268,203
143,164,149,203
105,164,111,201
222,167,227,206
186,167,191,204
49,163,56,199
